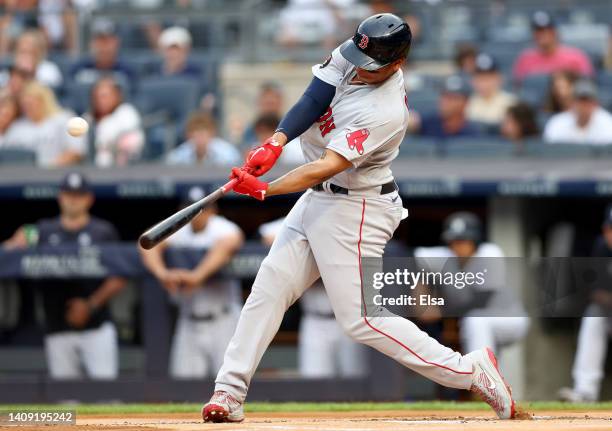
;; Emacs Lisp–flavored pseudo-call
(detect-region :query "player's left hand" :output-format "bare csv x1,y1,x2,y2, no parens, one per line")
66,298,91,328
230,167,268,201
244,138,283,177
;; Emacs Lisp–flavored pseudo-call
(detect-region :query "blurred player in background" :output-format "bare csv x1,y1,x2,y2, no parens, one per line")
3,172,125,379
259,218,367,378
415,212,529,355
559,205,612,402
140,186,244,378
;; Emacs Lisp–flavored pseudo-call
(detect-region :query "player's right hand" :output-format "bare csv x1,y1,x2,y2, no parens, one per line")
244,137,283,177
230,167,268,201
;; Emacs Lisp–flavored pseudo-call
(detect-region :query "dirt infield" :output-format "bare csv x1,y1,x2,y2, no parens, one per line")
7,410,612,431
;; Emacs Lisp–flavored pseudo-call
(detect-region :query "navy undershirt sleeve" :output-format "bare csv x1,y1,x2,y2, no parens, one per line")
276,77,336,142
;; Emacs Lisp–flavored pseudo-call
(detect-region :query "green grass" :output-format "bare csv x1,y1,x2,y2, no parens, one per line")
0,401,611,415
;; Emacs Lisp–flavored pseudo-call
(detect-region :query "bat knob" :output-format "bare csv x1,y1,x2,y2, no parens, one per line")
138,234,155,250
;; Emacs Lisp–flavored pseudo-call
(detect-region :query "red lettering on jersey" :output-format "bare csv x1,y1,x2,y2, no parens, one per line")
346,129,369,155
318,107,336,137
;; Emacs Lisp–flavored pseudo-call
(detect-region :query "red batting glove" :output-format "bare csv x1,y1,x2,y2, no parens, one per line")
244,138,283,177
230,167,268,201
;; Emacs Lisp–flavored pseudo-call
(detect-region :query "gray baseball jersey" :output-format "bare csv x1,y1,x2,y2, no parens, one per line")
300,47,409,190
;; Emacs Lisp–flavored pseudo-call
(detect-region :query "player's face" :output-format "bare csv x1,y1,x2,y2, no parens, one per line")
58,191,94,218
449,240,476,258
355,60,402,84
603,225,612,249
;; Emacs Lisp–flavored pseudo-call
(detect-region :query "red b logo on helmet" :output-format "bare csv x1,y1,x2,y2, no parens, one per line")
358,34,369,49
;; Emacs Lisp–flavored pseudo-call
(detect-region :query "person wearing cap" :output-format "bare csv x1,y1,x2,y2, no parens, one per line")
71,18,135,86
140,186,244,378
467,53,516,127
156,26,202,78
2,172,125,379
415,75,482,138
414,212,529,356
559,204,612,402
543,79,612,145
512,11,593,82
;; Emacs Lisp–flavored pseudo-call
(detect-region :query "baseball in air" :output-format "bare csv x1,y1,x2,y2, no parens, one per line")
67,117,89,137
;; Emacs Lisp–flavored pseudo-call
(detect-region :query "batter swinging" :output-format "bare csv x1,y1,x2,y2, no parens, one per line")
203,13,516,422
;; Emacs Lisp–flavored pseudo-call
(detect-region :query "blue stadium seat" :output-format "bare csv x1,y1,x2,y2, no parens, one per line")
399,136,440,158
518,74,550,109
441,137,516,158
407,90,438,116
0,148,36,165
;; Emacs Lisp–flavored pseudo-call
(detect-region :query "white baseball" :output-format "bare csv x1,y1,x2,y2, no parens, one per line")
67,117,89,137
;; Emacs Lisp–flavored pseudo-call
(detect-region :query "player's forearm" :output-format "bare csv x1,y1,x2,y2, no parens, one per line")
267,150,351,196
140,246,168,279
88,276,126,310
193,233,244,283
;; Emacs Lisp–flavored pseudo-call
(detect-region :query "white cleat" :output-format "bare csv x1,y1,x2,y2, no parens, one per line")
202,390,245,423
468,347,516,419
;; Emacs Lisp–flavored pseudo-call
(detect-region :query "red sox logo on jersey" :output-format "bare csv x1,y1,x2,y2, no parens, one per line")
358,34,369,49
346,129,369,155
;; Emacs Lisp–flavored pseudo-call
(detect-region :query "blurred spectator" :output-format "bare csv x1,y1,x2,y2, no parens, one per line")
544,80,612,145
71,19,135,85
0,62,35,98
250,113,304,165
467,53,517,126
0,95,19,146
241,82,284,149
259,218,367,378
454,43,478,75
6,81,86,166
156,26,202,78
167,111,240,165
84,77,144,167
415,212,529,355
13,29,63,90
277,0,356,49
3,172,125,380
140,186,244,378
512,11,593,82
0,0,38,55
558,204,612,402
412,76,482,139
500,103,540,143
38,0,78,52
544,70,579,114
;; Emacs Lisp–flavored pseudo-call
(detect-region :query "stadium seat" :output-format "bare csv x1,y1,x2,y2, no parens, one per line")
407,90,438,116
441,137,516,158
0,148,36,165
399,136,440,158
518,74,550,109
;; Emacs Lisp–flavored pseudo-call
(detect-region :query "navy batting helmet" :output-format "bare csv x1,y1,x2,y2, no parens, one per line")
442,212,483,243
340,13,412,71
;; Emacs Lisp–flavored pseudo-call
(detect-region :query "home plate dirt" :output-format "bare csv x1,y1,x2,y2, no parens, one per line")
16,410,606,431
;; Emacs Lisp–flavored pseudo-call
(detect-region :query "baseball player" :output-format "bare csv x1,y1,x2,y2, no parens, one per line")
415,212,530,355
559,204,612,402
140,186,244,378
3,172,125,379
259,218,367,378
203,13,516,422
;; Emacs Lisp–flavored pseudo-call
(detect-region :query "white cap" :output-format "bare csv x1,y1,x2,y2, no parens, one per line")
159,26,192,48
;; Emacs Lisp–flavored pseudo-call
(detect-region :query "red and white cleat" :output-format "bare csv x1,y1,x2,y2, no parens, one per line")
202,390,245,423
469,347,516,419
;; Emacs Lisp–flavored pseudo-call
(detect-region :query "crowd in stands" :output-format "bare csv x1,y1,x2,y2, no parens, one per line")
1,2,612,167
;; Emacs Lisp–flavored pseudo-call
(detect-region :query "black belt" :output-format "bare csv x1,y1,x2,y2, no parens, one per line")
312,180,398,195
188,306,230,322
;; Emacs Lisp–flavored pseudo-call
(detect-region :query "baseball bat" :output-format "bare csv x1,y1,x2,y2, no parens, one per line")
138,178,239,250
